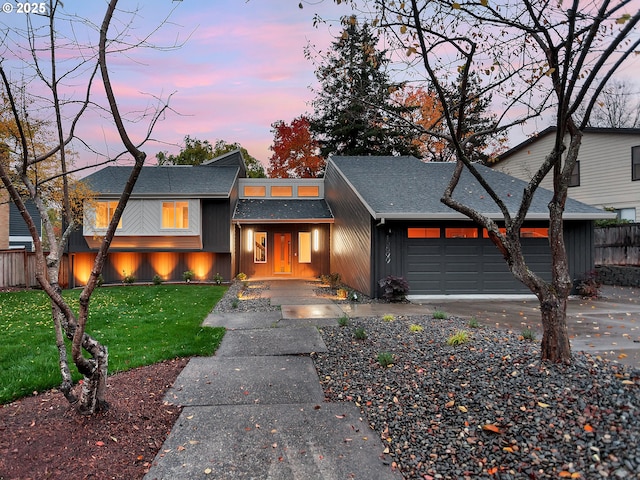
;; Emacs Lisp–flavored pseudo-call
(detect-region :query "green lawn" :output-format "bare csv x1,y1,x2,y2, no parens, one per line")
0,284,226,404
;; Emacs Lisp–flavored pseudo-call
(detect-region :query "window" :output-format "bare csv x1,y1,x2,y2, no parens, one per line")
95,201,121,229
244,185,266,197
298,185,319,197
271,185,293,197
162,201,189,229
615,208,636,222
254,232,267,263
633,146,640,181
483,227,548,238
482,228,507,238
408,227,440,238
569,161,580,187
299,232,311,263
445,227,478,238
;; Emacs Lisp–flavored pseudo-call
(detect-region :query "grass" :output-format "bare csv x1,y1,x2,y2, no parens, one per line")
0,285,226,404
521,328,537,341
433,310,448,319
446,330,471,346
377,352,394,367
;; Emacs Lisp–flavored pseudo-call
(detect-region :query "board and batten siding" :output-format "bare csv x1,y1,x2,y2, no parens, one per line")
494,131,640,220
324,161,374,296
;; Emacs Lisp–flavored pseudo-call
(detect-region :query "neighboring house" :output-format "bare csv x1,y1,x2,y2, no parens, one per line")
492,127,640,222
8,200,42,250
69,151,611,297
0,189,8,250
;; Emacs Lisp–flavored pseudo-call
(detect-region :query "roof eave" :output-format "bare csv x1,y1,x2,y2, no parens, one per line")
232,218,334,224
372,212,614,221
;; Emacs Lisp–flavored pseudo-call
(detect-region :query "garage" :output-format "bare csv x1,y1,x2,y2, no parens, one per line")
405,235,552,295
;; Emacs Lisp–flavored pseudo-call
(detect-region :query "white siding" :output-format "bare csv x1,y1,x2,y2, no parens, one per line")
84,199,201,237
494,131,640,221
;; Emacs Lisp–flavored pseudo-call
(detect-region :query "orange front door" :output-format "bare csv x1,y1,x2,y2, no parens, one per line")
274,233,292,273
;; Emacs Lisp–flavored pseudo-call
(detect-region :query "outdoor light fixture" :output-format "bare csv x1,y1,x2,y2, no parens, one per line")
247,229,253,252
313,229,319,251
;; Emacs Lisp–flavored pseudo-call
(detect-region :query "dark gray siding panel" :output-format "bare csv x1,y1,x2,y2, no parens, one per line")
565,220,595,283
202,199,231,251
9,200,41,236
324,162,373,296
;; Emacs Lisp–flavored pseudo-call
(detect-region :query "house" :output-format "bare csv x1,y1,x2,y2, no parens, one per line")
69,152,611,297
0,198,43,251
492,127,640,222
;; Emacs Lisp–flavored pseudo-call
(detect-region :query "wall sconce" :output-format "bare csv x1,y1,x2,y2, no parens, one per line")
313,229,319,251
247,229,253,252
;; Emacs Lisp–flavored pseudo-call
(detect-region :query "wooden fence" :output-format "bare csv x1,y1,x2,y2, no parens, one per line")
0,249,69,289
595,223,640,266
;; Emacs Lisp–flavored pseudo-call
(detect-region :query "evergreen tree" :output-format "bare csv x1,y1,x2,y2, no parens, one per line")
309,18,419,158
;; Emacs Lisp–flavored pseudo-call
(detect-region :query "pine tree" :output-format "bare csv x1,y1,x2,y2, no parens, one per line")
309,18,419,158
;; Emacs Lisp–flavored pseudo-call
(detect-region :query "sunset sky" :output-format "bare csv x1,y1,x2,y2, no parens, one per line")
1,1,639,172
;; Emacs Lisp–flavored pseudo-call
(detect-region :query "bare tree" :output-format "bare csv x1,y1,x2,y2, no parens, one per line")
343,0,640,363
0,0,175,414
588,79,640,128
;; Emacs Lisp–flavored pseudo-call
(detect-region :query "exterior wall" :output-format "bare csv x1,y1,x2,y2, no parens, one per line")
0,191,8,250
494,130,640,221
9,201,41,250
324,162,373,296
70,251,231,287
202,199,232,251
236,223,330,279
565,220,596,282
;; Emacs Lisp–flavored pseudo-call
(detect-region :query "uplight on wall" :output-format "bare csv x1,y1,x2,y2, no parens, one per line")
247,229,253,252
313,229,319,251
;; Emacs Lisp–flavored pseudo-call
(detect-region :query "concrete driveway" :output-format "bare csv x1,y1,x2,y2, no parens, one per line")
415,285,640,370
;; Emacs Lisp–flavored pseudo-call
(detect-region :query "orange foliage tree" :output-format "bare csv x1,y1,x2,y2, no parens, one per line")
268,116,325,178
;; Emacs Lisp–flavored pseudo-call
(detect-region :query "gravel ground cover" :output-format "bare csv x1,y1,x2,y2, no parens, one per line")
312,315,640,480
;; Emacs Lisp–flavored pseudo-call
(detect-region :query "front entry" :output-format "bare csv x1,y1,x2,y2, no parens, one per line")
273,232,292,274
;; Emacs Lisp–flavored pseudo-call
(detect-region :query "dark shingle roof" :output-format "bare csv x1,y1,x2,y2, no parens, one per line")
233,199,334,223
82,165,239,197
330,156,611,220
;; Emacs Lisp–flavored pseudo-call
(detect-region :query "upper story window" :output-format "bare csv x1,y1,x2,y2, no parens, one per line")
568,161,580,187
162,201,189,229
95,201,121,229
632,146,640,181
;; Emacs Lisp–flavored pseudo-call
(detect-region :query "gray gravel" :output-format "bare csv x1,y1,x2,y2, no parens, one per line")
214,283,640,479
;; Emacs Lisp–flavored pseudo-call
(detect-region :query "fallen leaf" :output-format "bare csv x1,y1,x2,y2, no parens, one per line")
482,424,502,434
621,380,635,385
559,472,572,478
95,441,105,447
458,405,468,413
335,414,345,419
487,466,498,474
445,400,455,408
204,468,212,474
177,445,186,451
571,473,582,479
537,402,550,408
584,424,594,432
503,446,514,453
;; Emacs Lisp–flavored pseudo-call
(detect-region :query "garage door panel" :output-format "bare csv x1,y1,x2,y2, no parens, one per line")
405,237,552,295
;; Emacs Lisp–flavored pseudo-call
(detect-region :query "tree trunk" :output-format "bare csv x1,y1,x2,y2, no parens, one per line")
539,292,572,363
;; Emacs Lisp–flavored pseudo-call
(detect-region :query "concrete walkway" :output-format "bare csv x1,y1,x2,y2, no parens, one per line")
144,281,405,480
144,281,640,480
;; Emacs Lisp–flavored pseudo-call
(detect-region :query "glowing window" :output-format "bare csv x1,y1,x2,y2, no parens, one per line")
95,201,121,229
520,228,549,238
408,227,440,238
244,185,266,197
299,232,311,263
482,228,507,238
254,232,267,263
298,185,319,197
271,185,293,197
162,201,189,229
445,228,478,238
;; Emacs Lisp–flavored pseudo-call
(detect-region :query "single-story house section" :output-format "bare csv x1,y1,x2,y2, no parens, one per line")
324,156,612,297
69,152,612,298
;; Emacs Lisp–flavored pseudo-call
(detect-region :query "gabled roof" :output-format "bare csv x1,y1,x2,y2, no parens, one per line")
329,156,611,220
82,165,240,198
233,199,334,223
496,126,640,163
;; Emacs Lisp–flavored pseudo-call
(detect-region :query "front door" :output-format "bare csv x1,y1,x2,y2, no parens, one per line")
274,232,292,273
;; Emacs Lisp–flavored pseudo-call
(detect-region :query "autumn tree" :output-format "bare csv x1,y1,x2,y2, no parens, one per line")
268,116,325,178
309,17,420,158
0,0,176,414
348,0,640,363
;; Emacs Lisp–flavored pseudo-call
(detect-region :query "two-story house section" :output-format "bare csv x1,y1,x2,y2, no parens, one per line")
68,150,247,287
492,127,640,222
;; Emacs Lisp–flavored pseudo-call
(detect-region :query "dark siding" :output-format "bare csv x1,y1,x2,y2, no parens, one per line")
229,178,239,277
9,200,41,236
565,220,595,282
202,199,232,251
324,162,373,296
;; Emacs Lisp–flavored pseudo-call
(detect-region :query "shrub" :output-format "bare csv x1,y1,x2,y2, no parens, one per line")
521,328,536,341
575,270,601,298
236,272,247,281
378,275,409,302
96,274,104,287
122,271,136,285
354,327,367,340
338,315,349,327
409,324,423,333
447,330,470,346
336,288,348,300
321,273,342,289
377,352,394,367
433,310,448,320
468,318,480,328
231,299,239,309
382,314,395,322
152,274,163,285
213,272,223,285
182,270,195,282
348,290,360,302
